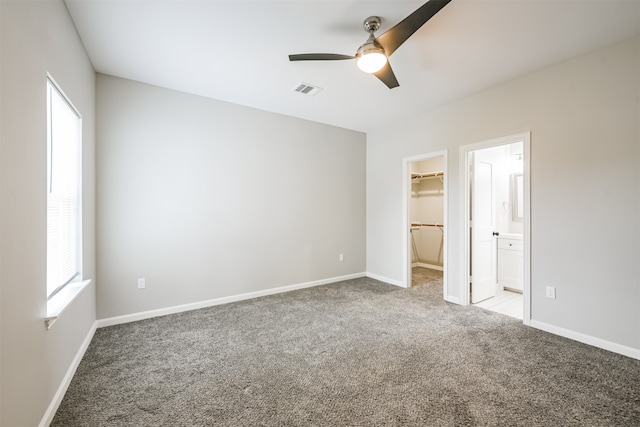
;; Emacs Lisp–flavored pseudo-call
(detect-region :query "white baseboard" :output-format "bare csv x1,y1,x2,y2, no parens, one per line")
529,319,640,361
444,295,461,305
414,262,444,271
97,272,366,328
39,321,97,427
365,272,405,288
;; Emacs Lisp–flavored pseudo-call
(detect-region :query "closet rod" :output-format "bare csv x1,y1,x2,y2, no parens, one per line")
411,171,444,180
411,223,444,228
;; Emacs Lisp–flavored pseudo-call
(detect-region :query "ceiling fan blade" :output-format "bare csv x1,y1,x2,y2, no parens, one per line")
376,0,452,57
374,61,399,89
289,53,355,61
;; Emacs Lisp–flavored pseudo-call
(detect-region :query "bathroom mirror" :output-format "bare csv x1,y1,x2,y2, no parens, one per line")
511,173,524,222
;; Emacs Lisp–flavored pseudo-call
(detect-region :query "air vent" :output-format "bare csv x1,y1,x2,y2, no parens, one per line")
293,82,322,96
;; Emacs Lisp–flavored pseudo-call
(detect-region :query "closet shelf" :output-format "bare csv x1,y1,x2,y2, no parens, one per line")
411,171,444,181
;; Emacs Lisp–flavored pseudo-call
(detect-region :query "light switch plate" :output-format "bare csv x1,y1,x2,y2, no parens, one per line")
545,286,556,299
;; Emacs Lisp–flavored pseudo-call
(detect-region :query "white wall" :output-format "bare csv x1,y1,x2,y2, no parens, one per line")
0,0,96,425
367,37,640,352
96,75,366,319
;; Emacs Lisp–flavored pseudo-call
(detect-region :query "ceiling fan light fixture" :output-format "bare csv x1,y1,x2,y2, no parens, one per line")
356,40,387,73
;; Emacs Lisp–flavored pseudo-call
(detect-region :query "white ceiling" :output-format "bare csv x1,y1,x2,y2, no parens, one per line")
64,0,640,132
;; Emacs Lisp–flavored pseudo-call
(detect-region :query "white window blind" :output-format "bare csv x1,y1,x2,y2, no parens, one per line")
47,78,82,298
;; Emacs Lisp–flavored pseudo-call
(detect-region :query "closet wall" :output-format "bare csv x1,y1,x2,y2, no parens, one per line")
410,157,444,270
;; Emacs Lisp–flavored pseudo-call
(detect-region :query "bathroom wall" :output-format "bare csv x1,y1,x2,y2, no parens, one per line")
474,142,524,236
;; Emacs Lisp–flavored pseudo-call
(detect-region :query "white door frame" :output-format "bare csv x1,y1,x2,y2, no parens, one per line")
460,132,531,325
402,150,448,294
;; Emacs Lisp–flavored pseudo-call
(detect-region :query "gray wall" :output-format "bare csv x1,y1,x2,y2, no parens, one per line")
366,36,639,351
96,75,366,319
0,0,96,425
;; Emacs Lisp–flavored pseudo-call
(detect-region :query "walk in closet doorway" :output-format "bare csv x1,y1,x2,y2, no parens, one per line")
403,152,447,294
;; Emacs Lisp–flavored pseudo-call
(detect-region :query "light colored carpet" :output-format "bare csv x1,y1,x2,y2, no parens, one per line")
412,266,443,286
53,276,640,426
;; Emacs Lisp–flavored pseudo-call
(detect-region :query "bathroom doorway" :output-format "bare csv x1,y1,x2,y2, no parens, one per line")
461,133,530,323
403,151,447,294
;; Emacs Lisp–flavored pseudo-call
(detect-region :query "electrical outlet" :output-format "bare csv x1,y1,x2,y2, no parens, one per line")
545,286,556,299
137,278,146,289
339,254,344,262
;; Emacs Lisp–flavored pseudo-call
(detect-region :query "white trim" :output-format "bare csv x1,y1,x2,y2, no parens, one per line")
459,133,531,326
45,279,92,329
402,150,448,295
444,295,462,305
97,273,366,328
39,321,97,427
522,135,531,325
413,262,444,271
529,320,640,361
46,73,82,118
365,272,404,287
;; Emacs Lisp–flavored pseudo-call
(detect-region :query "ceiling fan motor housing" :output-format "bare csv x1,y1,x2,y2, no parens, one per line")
357,35,385,57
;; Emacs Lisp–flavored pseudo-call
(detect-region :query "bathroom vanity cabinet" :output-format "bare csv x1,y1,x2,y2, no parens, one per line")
497,234,523,292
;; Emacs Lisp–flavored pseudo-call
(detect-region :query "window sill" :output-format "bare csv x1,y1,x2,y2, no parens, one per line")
45,279,92,329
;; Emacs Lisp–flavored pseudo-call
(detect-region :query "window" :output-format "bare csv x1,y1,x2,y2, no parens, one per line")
47,78,82,298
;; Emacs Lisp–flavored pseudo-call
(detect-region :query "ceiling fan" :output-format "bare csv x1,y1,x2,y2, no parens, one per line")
288,0,452,89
